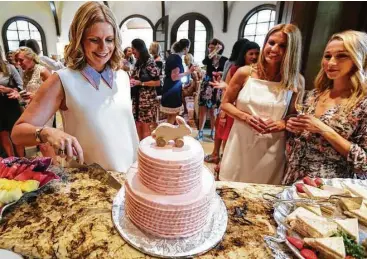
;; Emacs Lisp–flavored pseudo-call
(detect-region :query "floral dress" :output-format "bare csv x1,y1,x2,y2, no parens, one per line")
131,58,160,123
283,89,367,185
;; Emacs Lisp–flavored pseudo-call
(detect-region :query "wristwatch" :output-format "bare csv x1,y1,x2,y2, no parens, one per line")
35,126,46,143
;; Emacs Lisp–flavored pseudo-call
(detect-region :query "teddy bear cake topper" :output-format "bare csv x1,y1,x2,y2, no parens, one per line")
152,116,192,147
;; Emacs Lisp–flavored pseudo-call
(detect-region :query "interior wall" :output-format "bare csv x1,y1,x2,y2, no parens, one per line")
0,1,274,58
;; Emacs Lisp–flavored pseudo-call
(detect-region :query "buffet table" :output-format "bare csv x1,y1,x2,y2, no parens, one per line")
0,165,285,258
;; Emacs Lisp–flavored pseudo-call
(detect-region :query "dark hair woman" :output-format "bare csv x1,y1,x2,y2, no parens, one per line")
0,46,24,157
130,39,161,140
160,39,196,124
222,38,249,81
197,38,228,141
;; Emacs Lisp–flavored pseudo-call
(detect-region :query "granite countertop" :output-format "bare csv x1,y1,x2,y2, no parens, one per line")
0,165,285,259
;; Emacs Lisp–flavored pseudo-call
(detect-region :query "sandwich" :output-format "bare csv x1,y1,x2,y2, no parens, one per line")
334,218,359,243
304,237,346,259
321,185,347,196
296,203,322,216
342,182,367,200
291,215,338,238
344,204,367,226
338,196,363,211
303,185,332,199
286,207,325,225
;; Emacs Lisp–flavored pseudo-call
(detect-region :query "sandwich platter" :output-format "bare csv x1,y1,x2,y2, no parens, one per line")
265,177,367,259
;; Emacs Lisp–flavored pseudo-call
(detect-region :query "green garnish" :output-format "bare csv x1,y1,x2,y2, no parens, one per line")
333,231,366,259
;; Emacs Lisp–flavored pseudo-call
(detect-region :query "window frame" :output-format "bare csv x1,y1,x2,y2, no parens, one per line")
171,12,213,56
238,4,276,40
2,16,48,56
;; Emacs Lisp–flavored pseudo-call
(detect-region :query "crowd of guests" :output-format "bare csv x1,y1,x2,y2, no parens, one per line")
1,2,367,185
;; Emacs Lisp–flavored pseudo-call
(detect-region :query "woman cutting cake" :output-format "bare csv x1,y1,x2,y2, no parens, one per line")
11,2,139,172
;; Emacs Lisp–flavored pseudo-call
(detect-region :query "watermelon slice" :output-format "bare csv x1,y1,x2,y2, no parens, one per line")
40,171,60,186
13,170,35,181
0,163,8,177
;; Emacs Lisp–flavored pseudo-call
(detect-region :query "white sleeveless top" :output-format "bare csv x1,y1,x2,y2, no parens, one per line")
56,68,139,172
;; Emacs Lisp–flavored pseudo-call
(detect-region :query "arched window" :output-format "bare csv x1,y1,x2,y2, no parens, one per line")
2,16,48,55
171,13,213,65
120,15,154,51
238,4,276,47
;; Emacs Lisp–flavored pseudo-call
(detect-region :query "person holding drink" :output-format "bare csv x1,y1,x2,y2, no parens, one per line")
283,30,367,184
219,24,304,184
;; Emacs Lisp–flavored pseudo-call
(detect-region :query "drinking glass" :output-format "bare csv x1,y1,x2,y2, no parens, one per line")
295,90,306,115
256,101,274,137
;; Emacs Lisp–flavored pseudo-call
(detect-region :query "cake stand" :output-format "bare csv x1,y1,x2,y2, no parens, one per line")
112,187,228,258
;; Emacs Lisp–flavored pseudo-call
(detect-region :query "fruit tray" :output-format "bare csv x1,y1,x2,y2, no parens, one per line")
0,156,60,220
264,178,367,259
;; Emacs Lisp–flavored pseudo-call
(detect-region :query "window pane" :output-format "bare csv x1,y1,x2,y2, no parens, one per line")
178,20,188,31
195,20,205,30
8,41,20,51
7,30,18,40
256,23,269,35
255,35,266,47
17,21,29,30
244,24,256,35
8,22,17,30
176,30,188,41
155,31,165,41
194,41,206,52
18,30,30,40
30,31,41,40
194,51,205,66
269,22,275,30
247,13,257,24
257,10,271,23
29,23,37,31
271,10,275,21
194,30,206,41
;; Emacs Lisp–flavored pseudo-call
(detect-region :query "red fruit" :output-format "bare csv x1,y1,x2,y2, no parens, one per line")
0,163,7,177
295,183,305,193
5,164,19,179
40,172,60,186
14,170,35,181
303,176,317,187
300,249,318,259
286,236,304,250
314,177,323,187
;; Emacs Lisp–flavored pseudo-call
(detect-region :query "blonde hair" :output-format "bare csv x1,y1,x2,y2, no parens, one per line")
15,47,40,64
149,42,161,58
315,30,367,111
64,1,123,71
0,45,9,76
257,23,302,91
184,53,194,65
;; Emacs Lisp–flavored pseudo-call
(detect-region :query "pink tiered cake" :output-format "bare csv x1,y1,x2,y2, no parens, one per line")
124,136,216,238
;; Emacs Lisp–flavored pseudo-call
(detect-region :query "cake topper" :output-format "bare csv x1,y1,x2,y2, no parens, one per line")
152,116,192,147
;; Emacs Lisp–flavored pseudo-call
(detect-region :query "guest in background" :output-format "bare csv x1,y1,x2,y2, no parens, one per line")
122,46,135,73
12,1,139,172
24,39,64,71
160,39,196,124
0,46,24,157
283,30,367,184
220,24,303,184
165,50,171,60
15,47,56,159
130,39,161,140
149,42,163,96
6,50,23,77
197,39,228,141
182,53,202,115
205,41,260,174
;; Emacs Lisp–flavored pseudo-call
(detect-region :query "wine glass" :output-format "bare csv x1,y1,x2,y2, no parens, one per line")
295,90,306,115
256,101,274,137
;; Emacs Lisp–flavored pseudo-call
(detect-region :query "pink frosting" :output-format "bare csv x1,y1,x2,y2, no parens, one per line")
125,165,215,239
138,136,204,195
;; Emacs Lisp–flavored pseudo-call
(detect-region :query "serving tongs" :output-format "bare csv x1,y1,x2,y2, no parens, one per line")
262,193,353,207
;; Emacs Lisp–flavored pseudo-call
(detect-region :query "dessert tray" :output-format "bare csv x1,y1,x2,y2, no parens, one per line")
112,187,228,258
264,178,367,259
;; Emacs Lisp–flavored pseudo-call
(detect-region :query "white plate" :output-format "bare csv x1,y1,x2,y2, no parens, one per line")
0,249,22,259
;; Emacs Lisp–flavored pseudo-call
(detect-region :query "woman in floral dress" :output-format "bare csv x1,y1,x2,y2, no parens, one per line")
130,39,161,140
283,30,367,184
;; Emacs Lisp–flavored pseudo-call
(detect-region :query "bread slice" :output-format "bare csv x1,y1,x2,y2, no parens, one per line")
339,196,363,211
296,203,322,216
344,205,367,226
292,215,338,238
321,185,347,196
334,218,359,243
342,182,367,200
304,237,346,259
286,207,326,225
303,185,331,199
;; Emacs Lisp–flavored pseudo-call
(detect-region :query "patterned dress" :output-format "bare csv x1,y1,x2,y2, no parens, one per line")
131,58,160,123
283,89,367,185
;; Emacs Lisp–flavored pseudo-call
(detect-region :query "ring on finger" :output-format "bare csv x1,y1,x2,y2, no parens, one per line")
58,149,65,156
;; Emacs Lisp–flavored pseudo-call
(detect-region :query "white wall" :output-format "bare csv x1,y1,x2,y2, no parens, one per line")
0,1,275,58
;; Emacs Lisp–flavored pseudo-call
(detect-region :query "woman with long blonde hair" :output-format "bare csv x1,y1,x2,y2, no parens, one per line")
11,2,138,172
219,24,304,184
284,30,367,184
